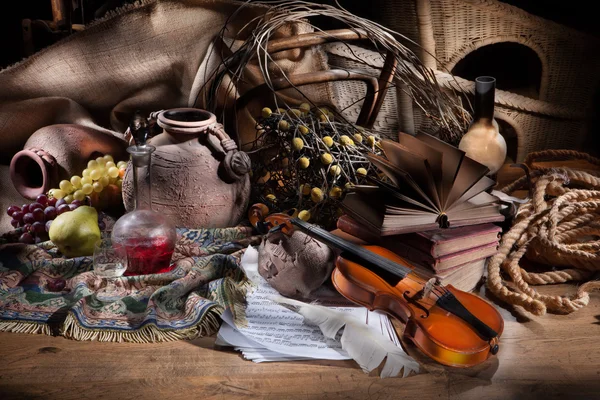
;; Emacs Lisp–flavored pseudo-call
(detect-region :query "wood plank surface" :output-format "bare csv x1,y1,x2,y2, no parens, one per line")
2,162,600,399
1,284,599,400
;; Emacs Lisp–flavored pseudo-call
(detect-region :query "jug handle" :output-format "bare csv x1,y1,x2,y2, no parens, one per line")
207,122,251,182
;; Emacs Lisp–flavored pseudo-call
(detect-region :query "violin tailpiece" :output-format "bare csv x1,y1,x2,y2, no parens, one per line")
437,291,498,342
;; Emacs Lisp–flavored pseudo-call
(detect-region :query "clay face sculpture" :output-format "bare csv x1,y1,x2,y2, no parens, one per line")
258,229,335,298
121,108,251,228
9,124,128,199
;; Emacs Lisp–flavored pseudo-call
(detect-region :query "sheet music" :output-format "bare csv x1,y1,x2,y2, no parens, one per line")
217,246,400,362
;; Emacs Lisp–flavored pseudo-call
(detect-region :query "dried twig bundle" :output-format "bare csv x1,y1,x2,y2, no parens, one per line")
203,0,469,142
247,104,383,229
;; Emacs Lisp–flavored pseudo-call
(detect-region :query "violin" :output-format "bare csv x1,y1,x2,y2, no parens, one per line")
249,204,504,368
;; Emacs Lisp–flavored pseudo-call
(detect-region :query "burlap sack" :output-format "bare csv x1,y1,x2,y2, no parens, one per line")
0,0,332,232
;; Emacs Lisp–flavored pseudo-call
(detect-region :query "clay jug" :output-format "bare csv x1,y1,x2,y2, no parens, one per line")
121,108,251,228
10,124,128,199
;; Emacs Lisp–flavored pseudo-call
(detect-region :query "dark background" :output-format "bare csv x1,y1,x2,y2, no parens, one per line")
1,0,598,153
2,0,598,69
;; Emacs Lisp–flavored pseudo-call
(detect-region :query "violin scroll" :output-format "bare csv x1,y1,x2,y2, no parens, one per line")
248,203,296,235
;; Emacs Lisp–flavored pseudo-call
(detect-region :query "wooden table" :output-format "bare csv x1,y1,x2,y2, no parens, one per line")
2,286,599,399
2,164,600,399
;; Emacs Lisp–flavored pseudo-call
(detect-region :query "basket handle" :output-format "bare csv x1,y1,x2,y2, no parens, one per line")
236,69,380,126
239,28,397,128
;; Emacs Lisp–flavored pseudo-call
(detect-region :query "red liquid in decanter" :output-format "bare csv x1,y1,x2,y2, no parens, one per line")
123,236,175,275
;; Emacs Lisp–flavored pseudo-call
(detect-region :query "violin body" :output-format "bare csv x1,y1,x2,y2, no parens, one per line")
332,245,504,368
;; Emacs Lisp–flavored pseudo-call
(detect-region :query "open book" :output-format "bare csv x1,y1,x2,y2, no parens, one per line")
341,132,504,235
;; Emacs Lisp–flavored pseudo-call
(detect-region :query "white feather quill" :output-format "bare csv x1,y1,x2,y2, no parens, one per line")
271,296,420,378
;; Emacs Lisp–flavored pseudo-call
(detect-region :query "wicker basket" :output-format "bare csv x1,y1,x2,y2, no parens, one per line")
360,0,600,158
325,43,587,162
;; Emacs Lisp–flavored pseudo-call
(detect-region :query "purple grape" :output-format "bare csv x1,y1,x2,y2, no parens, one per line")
31,221,45,235
19,233,34,244
68,204,79,211
36,194,48,206
57,204,70,215
10,219,19,228
32,208,45,222
6,205,20,216
21,204,30,213
11,211,24,222
44,206,57,220
98,220,106,230
30,202,44,211
23,223,32,232
55,199,66,208
45,220,53,232
47,197,57,207
70,200,82,207
23,213,35,224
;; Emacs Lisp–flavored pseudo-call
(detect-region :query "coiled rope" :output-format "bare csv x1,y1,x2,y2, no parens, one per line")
487,150,600,315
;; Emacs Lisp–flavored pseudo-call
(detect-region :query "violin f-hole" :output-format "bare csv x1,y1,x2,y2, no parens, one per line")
403,291,429,318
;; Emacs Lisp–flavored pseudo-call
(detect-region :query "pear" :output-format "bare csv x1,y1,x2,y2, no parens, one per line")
49,206,101,257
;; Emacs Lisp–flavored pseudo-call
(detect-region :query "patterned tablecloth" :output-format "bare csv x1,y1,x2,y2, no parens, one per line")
0,227,260,343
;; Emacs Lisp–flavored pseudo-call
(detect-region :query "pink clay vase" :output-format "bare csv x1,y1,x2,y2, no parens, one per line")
10,124,128,199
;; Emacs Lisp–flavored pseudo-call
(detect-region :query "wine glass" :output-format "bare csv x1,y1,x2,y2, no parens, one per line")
93,238,127,301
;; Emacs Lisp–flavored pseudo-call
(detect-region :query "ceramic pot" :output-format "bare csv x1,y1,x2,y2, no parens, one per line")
458,77,507,175
10,124,128,199
121,108,251,228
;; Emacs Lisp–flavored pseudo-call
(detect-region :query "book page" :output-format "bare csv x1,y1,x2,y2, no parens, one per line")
414,132,466,209
445,156,490,209
398,133,443,207
367,154,437,210
381,140,440,208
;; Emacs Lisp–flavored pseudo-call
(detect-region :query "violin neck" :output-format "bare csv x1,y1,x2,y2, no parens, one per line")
290,218,412,279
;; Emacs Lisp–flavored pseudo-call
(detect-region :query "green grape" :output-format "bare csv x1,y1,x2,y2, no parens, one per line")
82,168,91,177
81,183,93,195
73,190,85,201
90,169,102,181
96,156,105,165
87,160,98,169
81,176,93,186
59,180,74,193
117,161,127,169
99,176,109,187
109,176,118,184
53,189,66,199
116,179,122,189
52,189,67,200
70,175,82,188
64,194,74,204
103,155,114,163
107,166,120,178
93,182,103,193
105,161,116,169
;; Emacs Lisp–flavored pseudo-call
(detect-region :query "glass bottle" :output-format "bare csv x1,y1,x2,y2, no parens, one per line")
458,76,507,175
111,144,177,275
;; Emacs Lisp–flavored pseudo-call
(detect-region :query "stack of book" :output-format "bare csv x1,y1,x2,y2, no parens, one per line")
335,215,502,292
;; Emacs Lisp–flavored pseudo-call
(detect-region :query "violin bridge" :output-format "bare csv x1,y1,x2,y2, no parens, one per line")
422,278,437,299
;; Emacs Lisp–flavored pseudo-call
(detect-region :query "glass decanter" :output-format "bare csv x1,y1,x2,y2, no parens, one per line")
111,144,177,275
